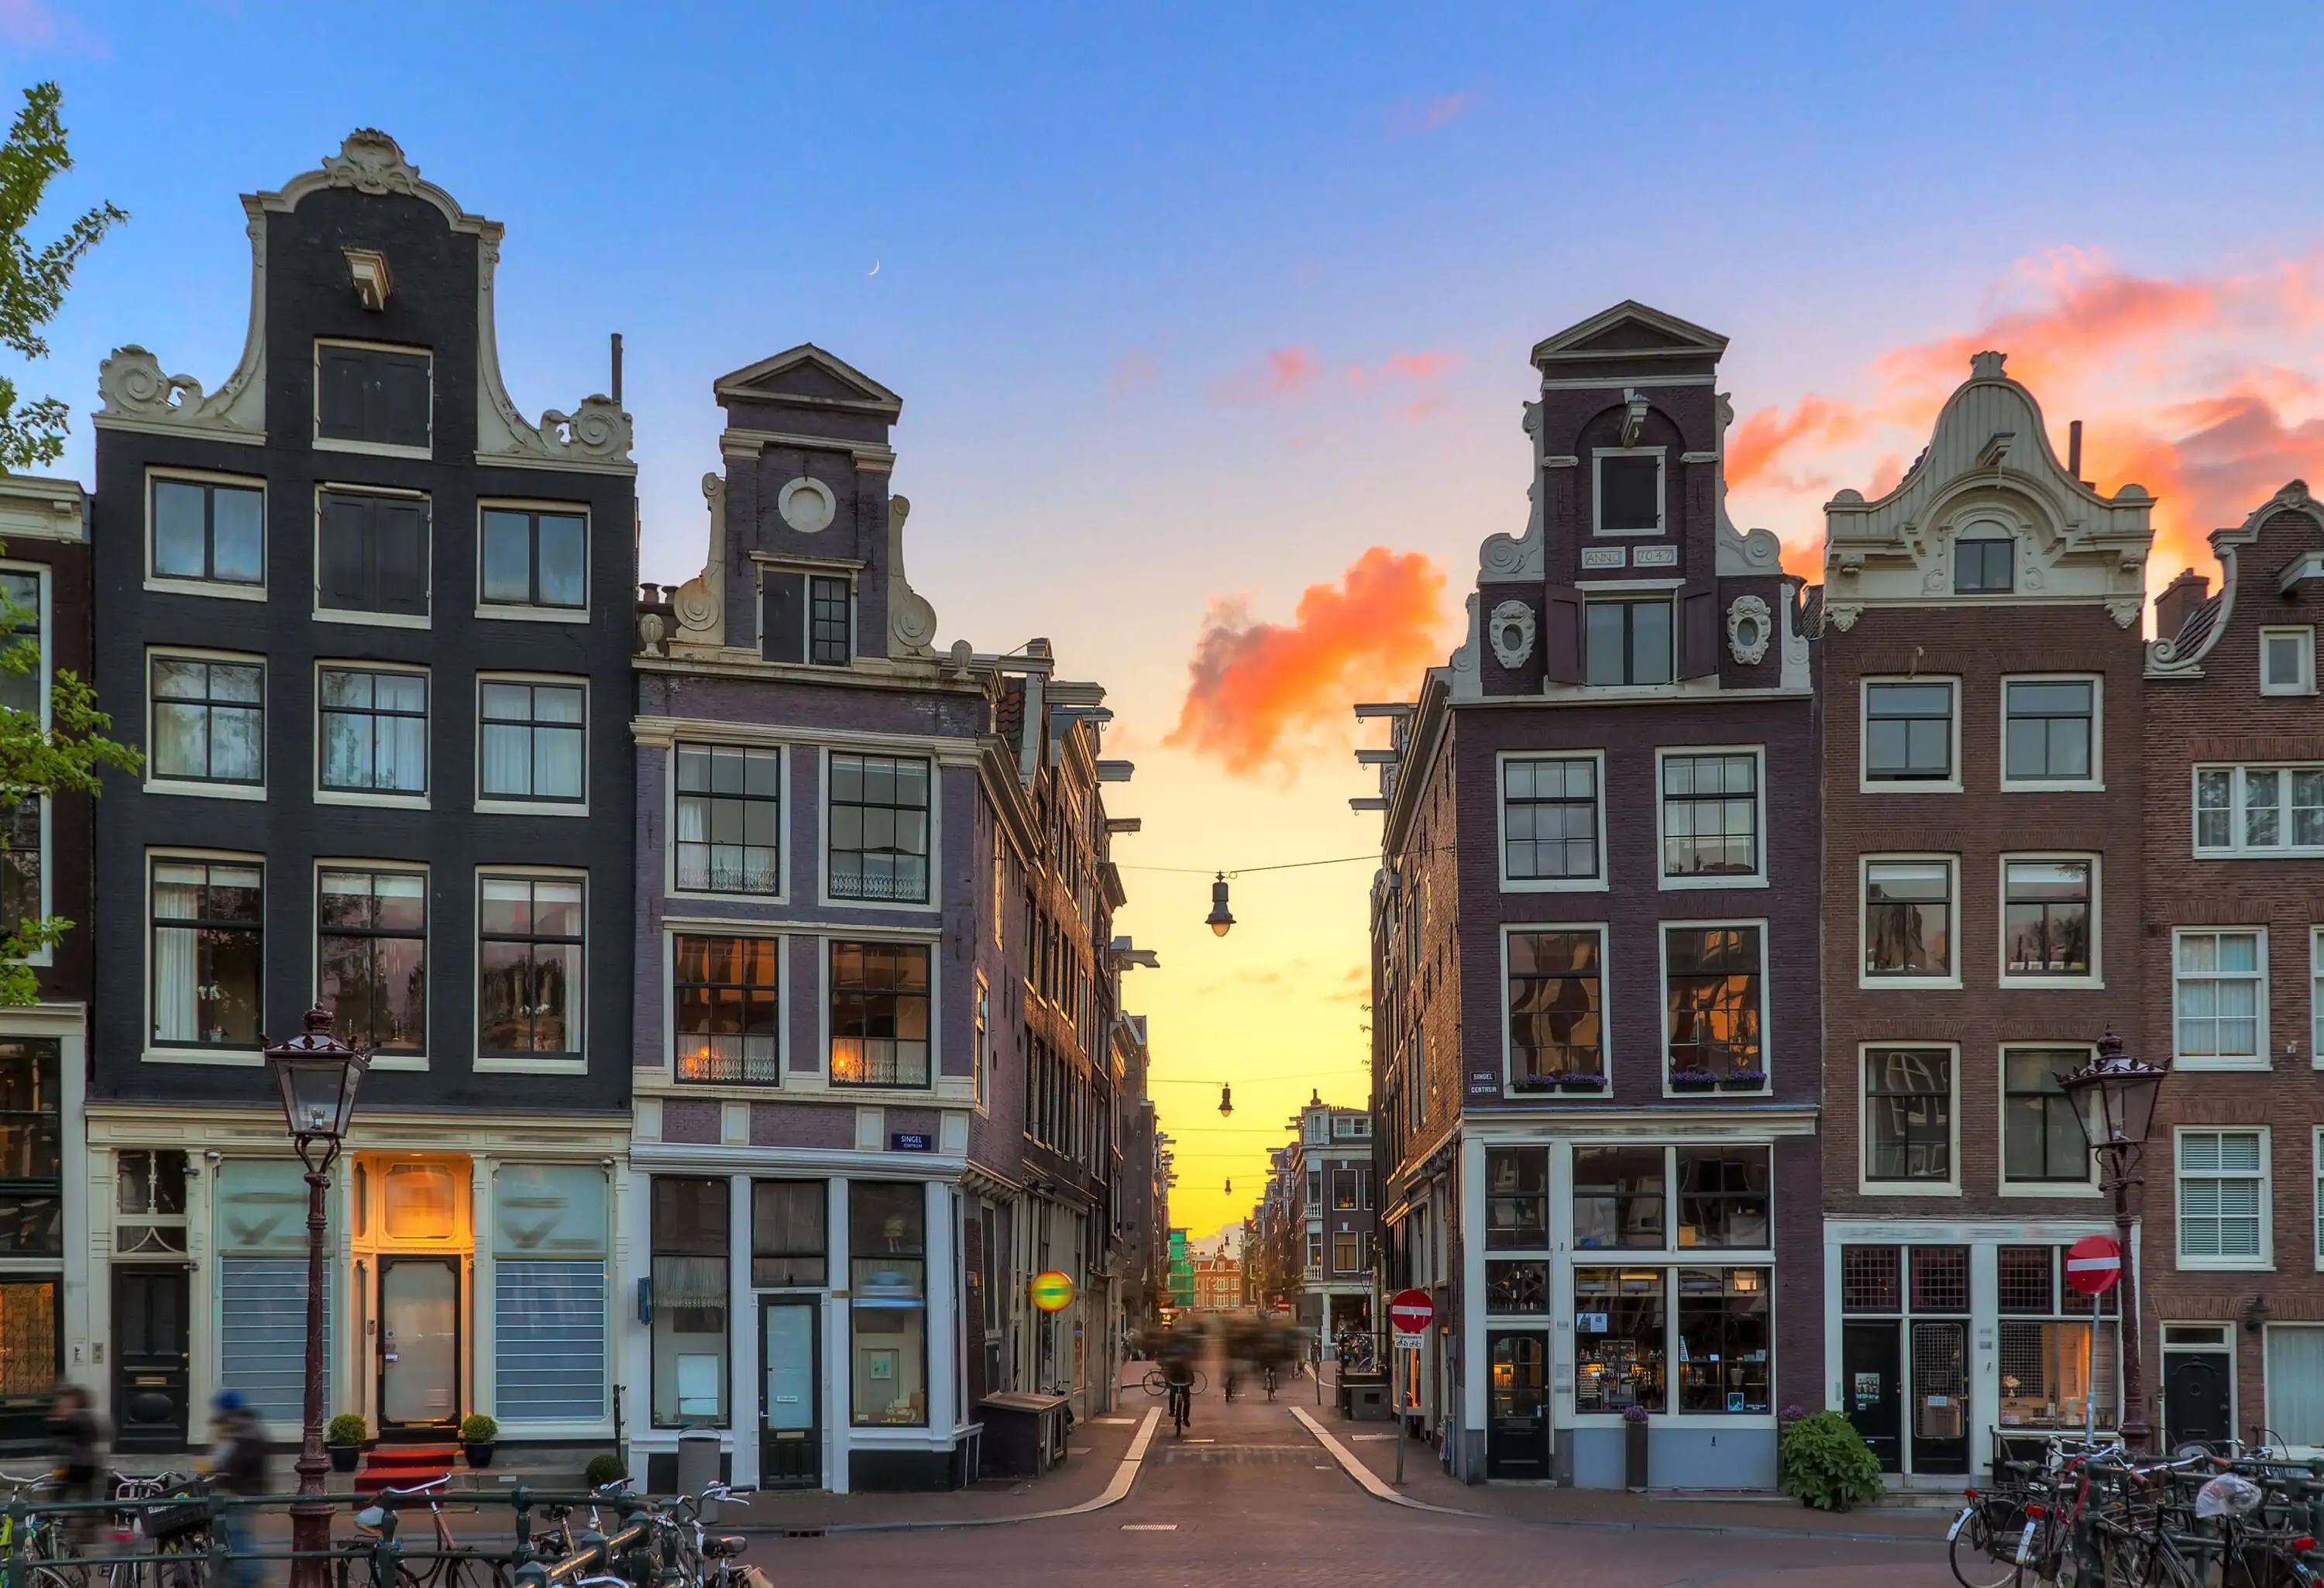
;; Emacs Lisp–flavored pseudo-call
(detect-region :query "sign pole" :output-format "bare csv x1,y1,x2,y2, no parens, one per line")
1395,1348,1406,1487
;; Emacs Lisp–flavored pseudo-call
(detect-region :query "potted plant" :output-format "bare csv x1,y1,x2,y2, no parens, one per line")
583,1452,628,1490
1777,1409,1883,1511
1717,1068,1769,1091
1510,1074,1556,1094
1622,1404,1650,1490
1668,1067,1718,1093
459,1414,498,1469
1547,1071,1607,1095
325,1414,366,1474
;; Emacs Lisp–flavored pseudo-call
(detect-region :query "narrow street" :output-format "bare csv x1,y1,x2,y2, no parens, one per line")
761,1355,1965,1588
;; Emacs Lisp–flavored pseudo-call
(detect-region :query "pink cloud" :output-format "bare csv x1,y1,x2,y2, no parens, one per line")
1213,345,1322,404
1387,91,1475,135
1109,345,1159,396
0,0,102,53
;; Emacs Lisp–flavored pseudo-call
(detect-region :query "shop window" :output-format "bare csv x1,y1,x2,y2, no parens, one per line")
1485,1260,1546,1315
1573,1268,1665,1412
850,1182,928,1427
752,1181,827,1287
1996,1246,2116,1432
1573,1146,1665,1251
1676,1267,1771,1413
2265,1327,2324,1449
0,1040,58,1256
1675,1146,1769,1249
651,1177,729,1427
491,1164,608,1423
1910,1246,1970,1313
1839,1245,1902,1314
216,1160,335,1425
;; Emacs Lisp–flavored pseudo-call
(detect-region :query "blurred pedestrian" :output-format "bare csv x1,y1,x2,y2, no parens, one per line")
205,1391,270,1588
46,1384,103,1548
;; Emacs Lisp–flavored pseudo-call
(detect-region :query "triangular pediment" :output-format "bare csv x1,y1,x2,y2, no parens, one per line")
1530,300,1729,366
713,344,902,417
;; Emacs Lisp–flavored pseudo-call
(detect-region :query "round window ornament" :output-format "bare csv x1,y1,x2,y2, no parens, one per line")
778,476,836,534
1725,593,1772,666
1488,599,1537,669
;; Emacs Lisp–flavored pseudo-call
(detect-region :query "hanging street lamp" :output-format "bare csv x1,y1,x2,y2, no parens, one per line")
266,1008,370,1588
1205,873,1236,937
1219,1084,1233,1117
2060,1030,2167,1456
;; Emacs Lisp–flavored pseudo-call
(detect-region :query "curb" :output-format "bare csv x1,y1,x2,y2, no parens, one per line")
748,1407,1161,1536
1287,1406,1947,1547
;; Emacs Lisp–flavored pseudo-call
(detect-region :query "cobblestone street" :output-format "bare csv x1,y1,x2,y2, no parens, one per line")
755,1372,1963,1588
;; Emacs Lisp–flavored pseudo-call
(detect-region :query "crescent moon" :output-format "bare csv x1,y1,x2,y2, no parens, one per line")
868,260,881,277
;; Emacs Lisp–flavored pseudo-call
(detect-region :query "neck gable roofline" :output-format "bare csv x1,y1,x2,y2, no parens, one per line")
1820,350,2152,633
2148,479,2324,677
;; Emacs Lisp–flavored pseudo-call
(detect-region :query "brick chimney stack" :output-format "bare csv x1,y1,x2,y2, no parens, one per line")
2154,567,2211,644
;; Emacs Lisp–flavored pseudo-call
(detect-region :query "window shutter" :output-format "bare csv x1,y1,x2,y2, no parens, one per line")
317,349,365,439
379,354,431,450
318,495,371,609
761,572,806,664
374,501,428,614
1678,583,1719,678
1542,586,1584,683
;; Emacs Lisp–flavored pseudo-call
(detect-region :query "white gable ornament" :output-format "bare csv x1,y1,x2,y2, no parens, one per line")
1725,593,1772,665
1488,600,1537,669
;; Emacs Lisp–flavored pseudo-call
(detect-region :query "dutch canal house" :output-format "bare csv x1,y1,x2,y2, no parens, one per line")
84,132,639,1467
1361,304,1820,1486
625,345,1153,1490
1817,352,2153,1486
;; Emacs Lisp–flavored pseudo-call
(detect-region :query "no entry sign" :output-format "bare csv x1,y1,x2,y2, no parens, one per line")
1388,1288,1435,1335
2065,1234,2123,1296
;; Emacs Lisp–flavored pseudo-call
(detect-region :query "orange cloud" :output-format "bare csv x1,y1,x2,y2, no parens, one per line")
2082,388,2324,578
1726,394,1876,491
1387,91,1474,134
1214,345,1322,404
1167,547,1447,775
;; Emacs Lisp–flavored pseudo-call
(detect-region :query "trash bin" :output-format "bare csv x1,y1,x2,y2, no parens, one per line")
676,1428,723,1515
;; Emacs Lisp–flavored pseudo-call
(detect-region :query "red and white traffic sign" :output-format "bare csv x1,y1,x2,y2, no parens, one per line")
1388,1288,1435,1335
2064,1234,2123,1296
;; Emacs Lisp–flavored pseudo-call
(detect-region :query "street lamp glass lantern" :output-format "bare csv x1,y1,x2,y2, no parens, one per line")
266,1007,369,1144
2061,1030,2165,1154
1206,874,1235,937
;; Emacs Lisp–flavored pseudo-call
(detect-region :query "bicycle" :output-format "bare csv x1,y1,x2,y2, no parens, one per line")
1139,1367,1207,1399
345,1476,511,1588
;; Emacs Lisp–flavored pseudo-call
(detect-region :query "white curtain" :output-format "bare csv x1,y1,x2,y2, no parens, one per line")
482,724,532,797
151,867,201,1042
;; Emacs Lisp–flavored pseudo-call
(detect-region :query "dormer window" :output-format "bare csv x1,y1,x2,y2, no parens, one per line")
1954,536,2013,594
761,570,852,667
1594,450,1663,536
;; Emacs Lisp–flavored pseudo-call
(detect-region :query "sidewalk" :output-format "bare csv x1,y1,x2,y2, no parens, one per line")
1302,1409,1952,1543
729,1390,1157,1534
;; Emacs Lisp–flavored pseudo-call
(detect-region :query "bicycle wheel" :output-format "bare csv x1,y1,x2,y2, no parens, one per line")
1189,1371,1209,1396
1143,1370,1167,1396
1950,1506,2024,1588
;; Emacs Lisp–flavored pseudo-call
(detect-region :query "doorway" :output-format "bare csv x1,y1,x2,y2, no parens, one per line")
1483,1331,1548,1480
2162,1328,2233,1451
378,1257,460,1434
112,1269,189,1452
1910,1320,1970,1475
1841,1321,1902,1473
760,1298,821,1490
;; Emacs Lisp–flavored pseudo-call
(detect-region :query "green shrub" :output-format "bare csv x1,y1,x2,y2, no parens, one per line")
326,1414,368,1446
583,1453,627,1488
1778,1410,1884,1511
459,1413,499,1444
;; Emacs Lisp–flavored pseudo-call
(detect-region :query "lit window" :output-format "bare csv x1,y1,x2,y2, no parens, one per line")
673,935,779,1084
829,941,930,1087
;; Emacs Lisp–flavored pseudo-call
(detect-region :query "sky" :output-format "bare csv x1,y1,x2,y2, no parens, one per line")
15,2,2324,1239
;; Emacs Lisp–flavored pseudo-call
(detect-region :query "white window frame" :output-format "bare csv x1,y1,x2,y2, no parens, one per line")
474,672,590,817
142,847,266,1067
1657,917,1771,1098
665,740,787,904
1857,1042,1961,1196
312,858,430,1073
1999,673,2104,792
2174,1126,2272,1271
2315,1126,2324,1270
1996,853,2103,989
0,562,50,964
143,646,268,803
1859,675,1962,795
661,923,786,1088
816,746,943,914
2171,926,2270,1071
2192,764,2324,858
1495,748,1608,894
476,499,592,623
1654,745,1768,890
473,864,588,1075
311,480,432,631
973,971,990,1117
312,337,434,460
1952,531,2016,595
2313,928,2324,1071
1590,445,1666,537
2260,627,2316,697
1501,920,1612,1097
313,659,431,811
143,469,268,601
1858,852,1959,990
1996,1042,2102,1198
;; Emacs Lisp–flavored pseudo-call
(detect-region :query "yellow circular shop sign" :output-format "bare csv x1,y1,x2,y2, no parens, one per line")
1030,1270,1075,1312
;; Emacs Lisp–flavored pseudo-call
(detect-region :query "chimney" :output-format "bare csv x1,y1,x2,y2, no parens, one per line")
2068,419,2083,483
610,333,624,406
2154,568,2210,644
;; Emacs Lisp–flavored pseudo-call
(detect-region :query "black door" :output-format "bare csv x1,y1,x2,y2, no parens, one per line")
1910,1320,1970,1476
2164,1353,2233,1450
760,1298,820,1490
1841,1322,1902,1473
1483,1332,1548,1480
112,1269,189,1452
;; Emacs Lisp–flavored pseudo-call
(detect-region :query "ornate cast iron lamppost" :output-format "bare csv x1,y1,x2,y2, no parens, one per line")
2061,1031,2166,1455
266,1009,369,1588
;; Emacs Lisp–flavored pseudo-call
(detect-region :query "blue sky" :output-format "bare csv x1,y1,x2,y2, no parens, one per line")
18,1,2324,1232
